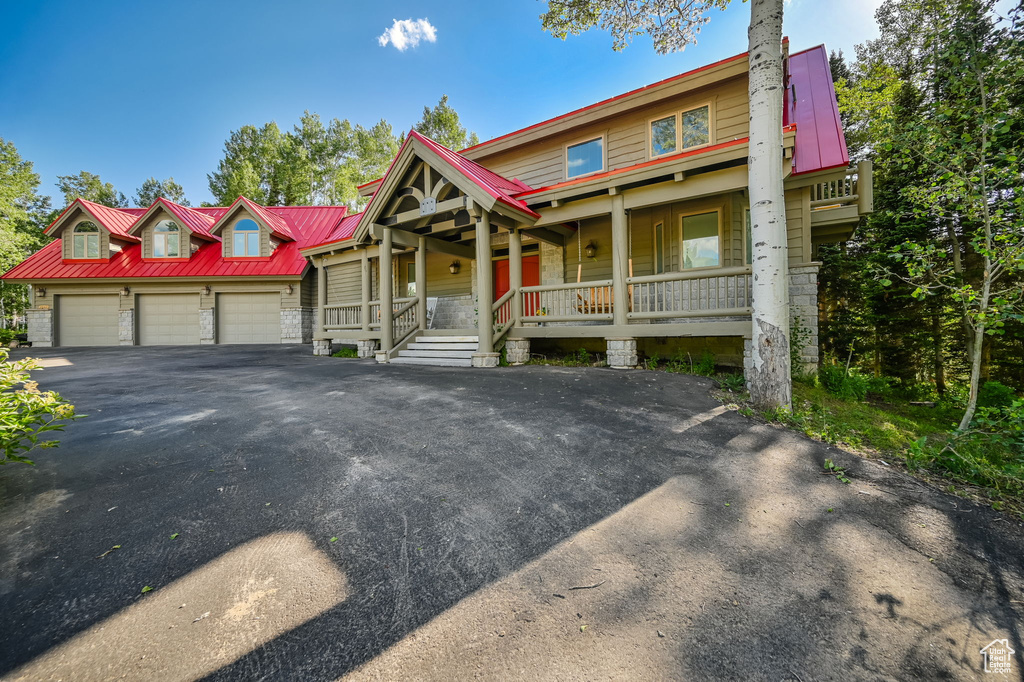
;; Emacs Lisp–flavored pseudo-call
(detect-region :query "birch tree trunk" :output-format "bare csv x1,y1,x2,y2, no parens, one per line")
747,0,791,410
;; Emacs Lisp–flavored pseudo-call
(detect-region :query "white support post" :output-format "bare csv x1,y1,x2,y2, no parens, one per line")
509,227,522,328
360,248,371,333
475,211,493,354
317,256,327,334
611,194,629,327
416,236,427,330
380,228,393,353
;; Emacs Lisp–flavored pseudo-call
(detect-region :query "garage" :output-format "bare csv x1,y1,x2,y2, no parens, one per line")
137,294,200,345
57,294,120,346
217,292,281,344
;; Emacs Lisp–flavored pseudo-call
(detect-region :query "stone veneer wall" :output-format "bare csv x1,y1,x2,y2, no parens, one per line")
743,264,821,378
281,307,314,344
118,310,134,346
200,308,215,344
26,308,53,347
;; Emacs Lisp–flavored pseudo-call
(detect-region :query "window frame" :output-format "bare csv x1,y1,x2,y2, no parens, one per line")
564,133,606,180
71,221,101,259
153,220,181,258
406,261,416,297
653,220,666,274
231,219,261,257
647,102,713,160
678,207,724,271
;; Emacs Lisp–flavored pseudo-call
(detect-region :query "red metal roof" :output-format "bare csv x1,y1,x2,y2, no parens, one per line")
407,130,539,218
302,213,363,251
787,45,849,175
44,198,141,241
3,201,347,281
129,198,218,241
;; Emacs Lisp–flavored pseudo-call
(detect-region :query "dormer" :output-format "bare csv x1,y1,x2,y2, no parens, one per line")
44,198,140,263
127,198,218,261
209,197,293,260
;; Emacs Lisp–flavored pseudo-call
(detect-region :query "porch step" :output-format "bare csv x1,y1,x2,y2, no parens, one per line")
390,334,480,368
390,356,473,367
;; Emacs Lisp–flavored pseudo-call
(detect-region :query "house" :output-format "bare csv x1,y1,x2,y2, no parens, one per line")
3,41,871,368
301,41,871,368
980,639,1015,674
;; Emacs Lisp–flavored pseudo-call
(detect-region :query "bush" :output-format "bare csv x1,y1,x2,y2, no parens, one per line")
1,349,80,465
332,347,359,358
968,399,1024,456
978,381,1018,409
693,350,716,376
818,363,868,401
0,328,24,346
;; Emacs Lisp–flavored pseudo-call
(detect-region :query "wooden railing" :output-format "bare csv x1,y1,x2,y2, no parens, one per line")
367,297,415,330
324,303,362,329
391,297,420,347
492,289,515,344
627,266,752,320
520,280,615,323
811,167,859,209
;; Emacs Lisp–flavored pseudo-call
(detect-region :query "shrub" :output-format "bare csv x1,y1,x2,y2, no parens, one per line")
332,347,359,358
978,381,1018,409
717,372,746,392
818,363,868,401
968,399,1024,456
693,350,716,377
1,349,80,465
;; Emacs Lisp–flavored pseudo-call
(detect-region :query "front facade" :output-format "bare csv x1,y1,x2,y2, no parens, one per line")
4,41,871,367
302,42,872,369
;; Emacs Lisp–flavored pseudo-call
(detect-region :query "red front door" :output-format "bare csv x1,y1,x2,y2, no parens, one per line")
493,255,540,300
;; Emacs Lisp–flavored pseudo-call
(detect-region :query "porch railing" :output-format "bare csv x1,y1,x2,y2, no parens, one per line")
324,303,362,329
811,167,858,209
627,266,752,320
391,297,420,345
367,297,415,330
520,280,615,323
492,289,515,344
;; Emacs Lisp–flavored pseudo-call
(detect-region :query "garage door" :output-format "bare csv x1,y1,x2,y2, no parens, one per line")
58,294,120,347
217,293,281,344
138,294,200,345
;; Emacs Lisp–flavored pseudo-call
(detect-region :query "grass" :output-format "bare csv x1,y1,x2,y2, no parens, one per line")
526,348,605,367
331,347,359,358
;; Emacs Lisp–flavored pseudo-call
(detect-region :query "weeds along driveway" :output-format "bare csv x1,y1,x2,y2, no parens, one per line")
1,345,1023,681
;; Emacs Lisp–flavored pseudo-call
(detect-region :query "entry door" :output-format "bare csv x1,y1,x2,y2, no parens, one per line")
493,255,540,300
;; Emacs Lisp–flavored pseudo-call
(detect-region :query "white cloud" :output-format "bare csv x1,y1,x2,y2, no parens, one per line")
377,18,437,51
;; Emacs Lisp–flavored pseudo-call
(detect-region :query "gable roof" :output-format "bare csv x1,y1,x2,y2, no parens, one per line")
787,44,850,175
44,198,141,242
128,197,218,241
209,196,295,241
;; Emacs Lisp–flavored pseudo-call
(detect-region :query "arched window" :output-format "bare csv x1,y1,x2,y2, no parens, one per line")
233,219,260,256
72,221,101,259
153,220,180,258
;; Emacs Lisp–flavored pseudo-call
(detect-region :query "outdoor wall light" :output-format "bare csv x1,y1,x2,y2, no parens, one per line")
36,287,46,297
286,284,294,295
449,260,461,275
203,285,212,295
584,241,597,259
120,286,131,296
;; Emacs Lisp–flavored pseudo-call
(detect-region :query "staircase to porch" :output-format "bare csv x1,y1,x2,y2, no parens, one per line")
389,334,479,367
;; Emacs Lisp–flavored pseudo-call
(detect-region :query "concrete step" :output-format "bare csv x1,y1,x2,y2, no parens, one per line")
390,356,473,367
415,335,478,344
399,349,476,359
407,342,479,351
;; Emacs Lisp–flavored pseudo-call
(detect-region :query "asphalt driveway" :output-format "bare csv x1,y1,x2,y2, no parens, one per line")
1,345,1022,681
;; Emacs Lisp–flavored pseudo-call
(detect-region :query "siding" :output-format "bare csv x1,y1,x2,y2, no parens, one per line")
221,211,272,258
325,261,362,305
139,208,194,259
301,268,317,307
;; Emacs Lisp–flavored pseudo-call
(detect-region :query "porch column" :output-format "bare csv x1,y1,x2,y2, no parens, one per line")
380,227,393,354
509,227,522,327
416,236,427,330
316,256,327,334
475,211,495,359
611,194,629,327
360,247,371,333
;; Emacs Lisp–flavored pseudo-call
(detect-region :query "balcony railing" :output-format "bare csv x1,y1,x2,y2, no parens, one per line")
520,280,615,323
627,266,752,320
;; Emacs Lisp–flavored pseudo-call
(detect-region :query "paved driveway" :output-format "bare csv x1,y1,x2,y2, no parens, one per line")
1,346,1022,681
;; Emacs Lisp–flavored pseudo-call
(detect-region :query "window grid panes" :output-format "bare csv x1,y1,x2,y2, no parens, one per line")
232,219,260,256
72,222,100,259
681,105,710,149
566,137,603,179
154,221,180,258
681,211,720,269
406,262,416,297
650,116,677,157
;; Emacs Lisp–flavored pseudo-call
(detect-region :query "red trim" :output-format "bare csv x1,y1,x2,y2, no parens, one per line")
224,256,272,262
142,258,191,263
514,137,750,198
62,258,110,264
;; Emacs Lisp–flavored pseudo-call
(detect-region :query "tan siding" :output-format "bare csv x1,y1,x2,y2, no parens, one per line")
325,261,362,305
221,211,271,258
785,188,804,265
425,251,471,297
301,268,317,307
564,216,613,282
138,208,194,259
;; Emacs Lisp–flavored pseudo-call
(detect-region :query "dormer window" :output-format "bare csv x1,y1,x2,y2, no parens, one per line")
154,220,180,257
233,219,260,256
650,104,711,158
72,222,100,259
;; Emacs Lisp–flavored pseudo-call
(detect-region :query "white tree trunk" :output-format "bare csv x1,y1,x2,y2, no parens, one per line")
747,0,791,410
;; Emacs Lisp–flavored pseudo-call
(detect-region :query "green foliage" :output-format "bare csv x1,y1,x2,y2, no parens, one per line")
0,328,24,345
134,177,189,207
717,372,746,392
966,399,1024,455
409,95,479,151
823,458,851,484
692,350,716,376
1,349,80,465
331,347,358,358
818,362,869,401
978,381,1018,409
56,171,127,207
790,316,813,379
564,347,592,366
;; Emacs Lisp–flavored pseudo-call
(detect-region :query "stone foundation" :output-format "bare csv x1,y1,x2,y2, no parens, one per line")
471,352,500,368
504,338,530,365
118,309,134,346
355,339,378,359
789,264,820,372
430,295,476,329
282,307,314,344
200,308,215,345
606,337,638,369
313,339,333,356
26,308,53,348
375,350,388,364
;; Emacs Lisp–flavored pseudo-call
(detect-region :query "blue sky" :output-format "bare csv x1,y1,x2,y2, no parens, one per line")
1,0,889,207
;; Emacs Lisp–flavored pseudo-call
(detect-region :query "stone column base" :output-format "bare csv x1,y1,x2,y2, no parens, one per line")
31,341,53,348
505,338,530,365
375,350,389,364
472,352,500,368
356,339,378,359
282,307,314,344
27,308,53,347
313,339,333,356
606,337,638,369
118,309,135,346
200,308,216,345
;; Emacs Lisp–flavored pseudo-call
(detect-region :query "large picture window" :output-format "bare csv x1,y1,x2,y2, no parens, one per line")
566,137,604,179
72,221,100,259
650,104,711,158
153,220,180,258
680,211,720,269
232,219,260,257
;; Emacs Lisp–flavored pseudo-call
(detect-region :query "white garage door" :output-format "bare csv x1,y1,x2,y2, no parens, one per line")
58,294,120,347
138,294,200,345
217,293,281,344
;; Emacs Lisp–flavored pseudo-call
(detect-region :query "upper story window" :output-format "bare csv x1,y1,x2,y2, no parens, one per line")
680,210,720,269
153,220,180,257
566,136,604,179
72,221,100,259
650,104,711,158
233,219,260,256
